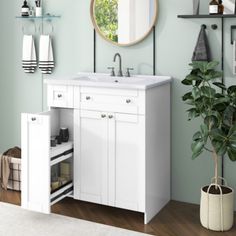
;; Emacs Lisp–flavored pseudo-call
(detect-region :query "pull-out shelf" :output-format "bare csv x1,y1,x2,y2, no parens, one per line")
21,108,74,214
50,182,73,205
50,141,73,166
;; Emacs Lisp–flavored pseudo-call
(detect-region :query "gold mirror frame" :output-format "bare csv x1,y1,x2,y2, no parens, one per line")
90,0,158,47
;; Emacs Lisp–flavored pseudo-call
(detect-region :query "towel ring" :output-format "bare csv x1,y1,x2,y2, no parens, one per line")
39,22,54,35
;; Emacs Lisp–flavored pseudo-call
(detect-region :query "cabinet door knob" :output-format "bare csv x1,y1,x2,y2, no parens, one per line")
31,117,36,121
57,94,62,98
108,115,113,119
101,114,106,118
126,99,131,104
86,96,91,100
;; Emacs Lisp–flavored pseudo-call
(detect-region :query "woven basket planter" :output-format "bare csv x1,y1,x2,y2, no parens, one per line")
200,178,234,231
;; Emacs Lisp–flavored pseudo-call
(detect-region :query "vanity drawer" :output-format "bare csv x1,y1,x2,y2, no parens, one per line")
80,87,145,114
47,85,74,108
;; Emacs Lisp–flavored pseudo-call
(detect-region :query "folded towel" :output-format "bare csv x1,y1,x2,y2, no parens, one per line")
192,26,211,62
22,35,37,73
39,35,54,74
233,40,236,75
0,155,12,190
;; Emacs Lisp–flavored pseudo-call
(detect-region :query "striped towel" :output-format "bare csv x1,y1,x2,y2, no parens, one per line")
22,35,37,73
39,35,54,74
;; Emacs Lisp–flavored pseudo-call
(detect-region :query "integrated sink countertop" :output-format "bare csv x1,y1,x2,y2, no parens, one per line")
44,73,172,90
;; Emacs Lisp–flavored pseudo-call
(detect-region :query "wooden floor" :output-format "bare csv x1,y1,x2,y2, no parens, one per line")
1,189,236,236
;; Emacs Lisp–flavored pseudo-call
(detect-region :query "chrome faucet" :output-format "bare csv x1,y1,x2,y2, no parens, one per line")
113,53,123,77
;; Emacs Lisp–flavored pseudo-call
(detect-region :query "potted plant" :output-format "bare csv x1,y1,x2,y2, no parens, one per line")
182,60,236,231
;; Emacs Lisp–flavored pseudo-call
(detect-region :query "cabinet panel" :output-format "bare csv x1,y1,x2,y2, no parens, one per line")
77,110,108,205
21,112,51,214
109,114,145,212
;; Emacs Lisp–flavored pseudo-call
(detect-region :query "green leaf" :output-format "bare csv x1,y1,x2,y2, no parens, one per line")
227,148,236,161
193,131,202,141
192,87,201,100
205,71,222,80
185,74,201,81
182,92,192,101
206,61,219,70
192,150,204,159
201,86,216,98
187,108,199,120
215,93,225,98
182,78,192,85
214,141,227,156
190,61,209,73
211,129,226,142
201,124,209,136
213,82,226,90
227,85,236,95
204,115,220,129
228,124,236,135
213,97,230,105
191,140,205,155
223,106,236,127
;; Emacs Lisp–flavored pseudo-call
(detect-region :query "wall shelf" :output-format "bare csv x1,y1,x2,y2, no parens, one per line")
15,15,61,20
178,14,236,19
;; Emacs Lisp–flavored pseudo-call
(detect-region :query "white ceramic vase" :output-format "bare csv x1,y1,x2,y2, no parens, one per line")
193,0,200,15
200,182,234,231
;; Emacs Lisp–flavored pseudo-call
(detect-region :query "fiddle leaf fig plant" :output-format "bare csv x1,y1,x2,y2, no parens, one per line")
182,61,236,185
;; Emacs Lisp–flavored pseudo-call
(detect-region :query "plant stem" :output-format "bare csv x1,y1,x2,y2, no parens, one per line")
212,148,219,189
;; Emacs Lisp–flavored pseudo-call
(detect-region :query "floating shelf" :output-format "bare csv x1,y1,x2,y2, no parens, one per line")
15,15,61,20
178,14,236,19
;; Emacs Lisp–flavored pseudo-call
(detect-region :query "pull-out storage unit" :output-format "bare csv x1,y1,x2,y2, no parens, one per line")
21,108,74,214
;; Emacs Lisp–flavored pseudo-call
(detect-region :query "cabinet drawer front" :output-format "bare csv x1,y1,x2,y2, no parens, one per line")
80,88,145,114
47,85,74,108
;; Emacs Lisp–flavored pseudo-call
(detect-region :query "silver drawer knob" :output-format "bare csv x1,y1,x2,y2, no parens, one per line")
57,94,62,98
108,115,113,119
86,96,91,100
101,114,106,118
126,99,131,104
31,117,36,121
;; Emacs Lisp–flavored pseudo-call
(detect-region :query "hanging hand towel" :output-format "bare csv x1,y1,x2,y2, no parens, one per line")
22,35,37,73
39,35,54,74
192,26,211,62
233,40,236,75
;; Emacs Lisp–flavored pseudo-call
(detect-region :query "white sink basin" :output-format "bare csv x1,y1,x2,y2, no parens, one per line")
70,73,171,89
45,73,172,90
73,74,146,83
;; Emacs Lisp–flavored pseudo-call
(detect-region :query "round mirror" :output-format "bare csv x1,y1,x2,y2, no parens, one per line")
90,0,158,46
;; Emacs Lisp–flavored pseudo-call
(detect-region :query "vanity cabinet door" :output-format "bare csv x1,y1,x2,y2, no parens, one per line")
108,113,145,212
75,110,108,205
21,112,51,214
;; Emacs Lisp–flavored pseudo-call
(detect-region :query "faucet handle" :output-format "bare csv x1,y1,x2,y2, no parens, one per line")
125,68,134,77
107,67,115,77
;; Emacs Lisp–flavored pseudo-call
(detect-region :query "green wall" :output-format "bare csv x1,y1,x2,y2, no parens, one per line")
0,0,235,206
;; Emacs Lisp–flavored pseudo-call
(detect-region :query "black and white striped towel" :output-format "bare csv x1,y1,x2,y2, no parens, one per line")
22,35,37,73
39,35,54,74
